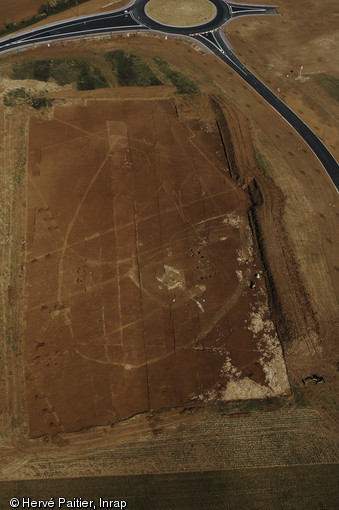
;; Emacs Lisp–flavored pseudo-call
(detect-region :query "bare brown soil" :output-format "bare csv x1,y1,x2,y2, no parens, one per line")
0,0,43,28
24,91,290,438
0,0,130,31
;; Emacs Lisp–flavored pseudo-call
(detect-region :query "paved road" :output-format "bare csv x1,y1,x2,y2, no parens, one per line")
0,0,337,190
194,29,339,190
0,9,146,53
132,0,230,34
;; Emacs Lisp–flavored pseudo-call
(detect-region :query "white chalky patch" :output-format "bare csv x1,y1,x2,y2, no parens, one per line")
156,264,185,291
223,212,242,228
222,377,272,400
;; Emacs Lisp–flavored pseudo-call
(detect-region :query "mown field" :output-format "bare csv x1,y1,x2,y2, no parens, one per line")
1,465,338,509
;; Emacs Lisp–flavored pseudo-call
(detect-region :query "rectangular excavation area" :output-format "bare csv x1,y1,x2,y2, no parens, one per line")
24,97,290,437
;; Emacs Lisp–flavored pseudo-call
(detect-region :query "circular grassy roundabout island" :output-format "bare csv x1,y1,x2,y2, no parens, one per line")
145,0,217,27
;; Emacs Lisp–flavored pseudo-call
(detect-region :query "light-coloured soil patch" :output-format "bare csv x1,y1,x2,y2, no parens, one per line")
145,0,216,27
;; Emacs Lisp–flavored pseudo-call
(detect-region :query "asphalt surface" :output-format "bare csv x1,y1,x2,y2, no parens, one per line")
0,0,338,190
0,10,145,53
132,0,230,34
228,2,277,18
195,30,339,190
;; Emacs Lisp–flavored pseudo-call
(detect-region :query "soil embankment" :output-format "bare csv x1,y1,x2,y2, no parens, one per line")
211,96,319,352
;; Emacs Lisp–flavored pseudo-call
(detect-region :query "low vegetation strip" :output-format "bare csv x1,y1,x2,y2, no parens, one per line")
8,52,200,94
0,0,91,38
11,58,108,90
3,87,54,110
154,57,200,94
38,0,91,17
313,73,339,102
105,50,162,87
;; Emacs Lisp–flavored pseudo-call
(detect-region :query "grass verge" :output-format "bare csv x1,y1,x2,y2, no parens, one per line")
12,58,108,90
0,0,90,38
154,57,200,95
105,50,162,87
313,73,339,102
4,87,54,111
8,53,199,94
254,149,272,177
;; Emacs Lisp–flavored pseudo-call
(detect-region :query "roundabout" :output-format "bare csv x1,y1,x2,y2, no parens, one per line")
145,0,217,28
0,1,337,189
132,0,230,35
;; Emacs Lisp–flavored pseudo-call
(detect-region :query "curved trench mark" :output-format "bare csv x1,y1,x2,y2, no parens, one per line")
53,116,108,143
33,132,97,154
56,152,110,304
74,282,244,369
126,264,169,308
169,122,232,245
29,186,230,264
28,144,114,267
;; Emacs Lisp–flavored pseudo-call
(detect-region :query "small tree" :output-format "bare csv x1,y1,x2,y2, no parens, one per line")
39,0,59,15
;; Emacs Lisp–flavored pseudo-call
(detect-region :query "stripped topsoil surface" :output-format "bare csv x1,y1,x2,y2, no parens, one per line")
25,93,288,437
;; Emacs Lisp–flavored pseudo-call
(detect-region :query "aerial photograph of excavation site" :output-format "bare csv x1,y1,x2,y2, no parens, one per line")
0,0,338,508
